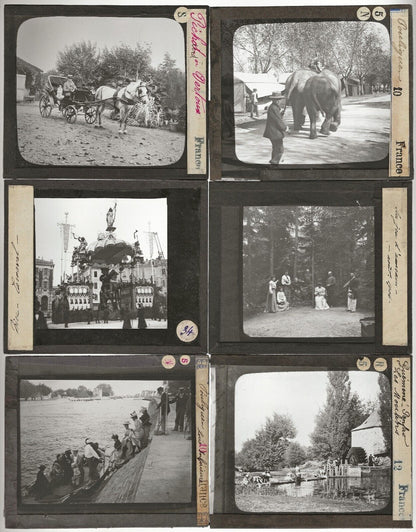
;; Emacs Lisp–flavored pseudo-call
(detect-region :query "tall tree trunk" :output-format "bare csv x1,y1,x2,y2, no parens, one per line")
294,218,299,279
269,225,274,276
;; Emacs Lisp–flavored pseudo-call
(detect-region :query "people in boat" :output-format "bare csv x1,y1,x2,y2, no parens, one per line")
121,421,135,459
32,465,51,499
139,407,152,448
110,434,126,469
62,450,74,483
50,454,64,487
84,438,102,481
129,411,143,453
71,449,84,486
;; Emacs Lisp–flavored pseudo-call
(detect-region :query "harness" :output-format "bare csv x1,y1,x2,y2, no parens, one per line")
113,85,140,106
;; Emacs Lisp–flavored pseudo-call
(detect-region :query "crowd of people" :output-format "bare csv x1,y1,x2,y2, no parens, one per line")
265,271,360,313
29,385,192,501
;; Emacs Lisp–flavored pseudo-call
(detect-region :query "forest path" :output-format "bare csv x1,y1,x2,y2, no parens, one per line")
243,306,370,338
235,94,389,165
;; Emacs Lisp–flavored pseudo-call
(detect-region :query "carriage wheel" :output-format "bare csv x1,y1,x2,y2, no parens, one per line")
84,106,97,124
64,105,77,124
39,95,52,118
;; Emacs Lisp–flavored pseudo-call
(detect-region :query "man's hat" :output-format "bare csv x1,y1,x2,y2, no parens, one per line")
39,465,46,470
270,91,285,99
130,411,137,418
67,74,73,78
123,420,130,426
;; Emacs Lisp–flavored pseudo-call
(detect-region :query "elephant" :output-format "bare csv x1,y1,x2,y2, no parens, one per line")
284,69,316,131
303,69,342,139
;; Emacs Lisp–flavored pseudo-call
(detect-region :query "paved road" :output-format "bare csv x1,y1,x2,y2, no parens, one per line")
235,94,390,165
243,306,370,338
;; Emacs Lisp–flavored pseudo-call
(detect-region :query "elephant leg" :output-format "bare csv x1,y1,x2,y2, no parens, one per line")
330,106,341,132
291,93,304,131
320,113,332,135
306,103,317,139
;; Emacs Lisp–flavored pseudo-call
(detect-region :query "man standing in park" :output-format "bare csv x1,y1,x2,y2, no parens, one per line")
326,271,337,307
263,92,287,164
281,270,292,304
250,88,259,118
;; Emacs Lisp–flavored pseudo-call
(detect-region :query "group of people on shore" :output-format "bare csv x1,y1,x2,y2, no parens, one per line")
266,271,360,313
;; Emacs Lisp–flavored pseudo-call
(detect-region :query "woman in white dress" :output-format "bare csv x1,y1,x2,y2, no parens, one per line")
314,282,329,310
276,286,289,311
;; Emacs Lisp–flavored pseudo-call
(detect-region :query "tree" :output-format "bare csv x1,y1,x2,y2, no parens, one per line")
236,413,296,471
56,41,101,86
95,383,114,397
284,441,307,467
151,53,186,110
19,380,52,400
310,372,368,460
378,373,392,453
99,43,152,85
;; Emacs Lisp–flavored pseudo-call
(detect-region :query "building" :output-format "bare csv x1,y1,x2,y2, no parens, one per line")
16,57,43,102
351,409,387,457
35,258,55,316
234,72,285,113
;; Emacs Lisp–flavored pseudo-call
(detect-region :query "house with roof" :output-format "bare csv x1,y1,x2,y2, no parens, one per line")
351,409,388,457
234,71,285,113
16,57,43,101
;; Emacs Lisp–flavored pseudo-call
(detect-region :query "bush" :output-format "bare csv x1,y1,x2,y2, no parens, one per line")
346,446,367,465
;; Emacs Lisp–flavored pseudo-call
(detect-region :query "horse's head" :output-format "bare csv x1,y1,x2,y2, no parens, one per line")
132,81,148,103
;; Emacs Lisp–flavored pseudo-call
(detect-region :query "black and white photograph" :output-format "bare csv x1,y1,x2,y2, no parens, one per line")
235,370,391,513
232,21,390,165
19,379,192,504
16,16,185,166
243,205,375,338
35,197,167,330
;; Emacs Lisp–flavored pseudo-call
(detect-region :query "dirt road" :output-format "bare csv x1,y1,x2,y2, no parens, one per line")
17,102,185,166
235,94,389,165
243,306,369,337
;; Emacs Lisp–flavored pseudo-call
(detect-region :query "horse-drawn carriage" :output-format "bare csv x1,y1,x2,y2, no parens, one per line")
39,75,97,124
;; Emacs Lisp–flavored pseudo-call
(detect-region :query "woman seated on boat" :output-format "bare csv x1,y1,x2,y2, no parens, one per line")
110,434,126,469
130,411,145,452
276,286,289,311
121,422,135,460
62,450,74,484
50,454,65,487
32,465,51,499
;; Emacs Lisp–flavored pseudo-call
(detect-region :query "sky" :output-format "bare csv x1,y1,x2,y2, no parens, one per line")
35,197,167,285
235,370,385,452
17,16,185,72
27,379,164,397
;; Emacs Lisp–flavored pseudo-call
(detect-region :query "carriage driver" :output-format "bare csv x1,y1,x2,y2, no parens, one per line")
63,75,77,97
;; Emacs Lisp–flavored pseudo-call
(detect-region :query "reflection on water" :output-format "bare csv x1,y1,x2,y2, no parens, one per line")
275,475,390,504
20,398,151,488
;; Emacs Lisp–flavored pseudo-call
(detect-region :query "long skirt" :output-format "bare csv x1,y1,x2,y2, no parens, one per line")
347,295,357,312
315,295,329,310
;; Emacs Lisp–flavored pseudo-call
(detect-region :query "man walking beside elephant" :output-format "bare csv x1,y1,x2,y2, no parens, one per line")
263,92,287,165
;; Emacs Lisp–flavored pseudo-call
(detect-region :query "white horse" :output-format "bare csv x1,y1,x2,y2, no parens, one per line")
94,81,148,134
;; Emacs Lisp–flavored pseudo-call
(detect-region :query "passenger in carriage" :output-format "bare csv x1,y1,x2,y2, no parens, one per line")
32,465,51,499
63,74,77,97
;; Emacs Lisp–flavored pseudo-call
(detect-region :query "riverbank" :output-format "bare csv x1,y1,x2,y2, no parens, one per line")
235,491,387,513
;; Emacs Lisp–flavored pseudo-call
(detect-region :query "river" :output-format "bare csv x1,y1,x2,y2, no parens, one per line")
20,397,156,488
